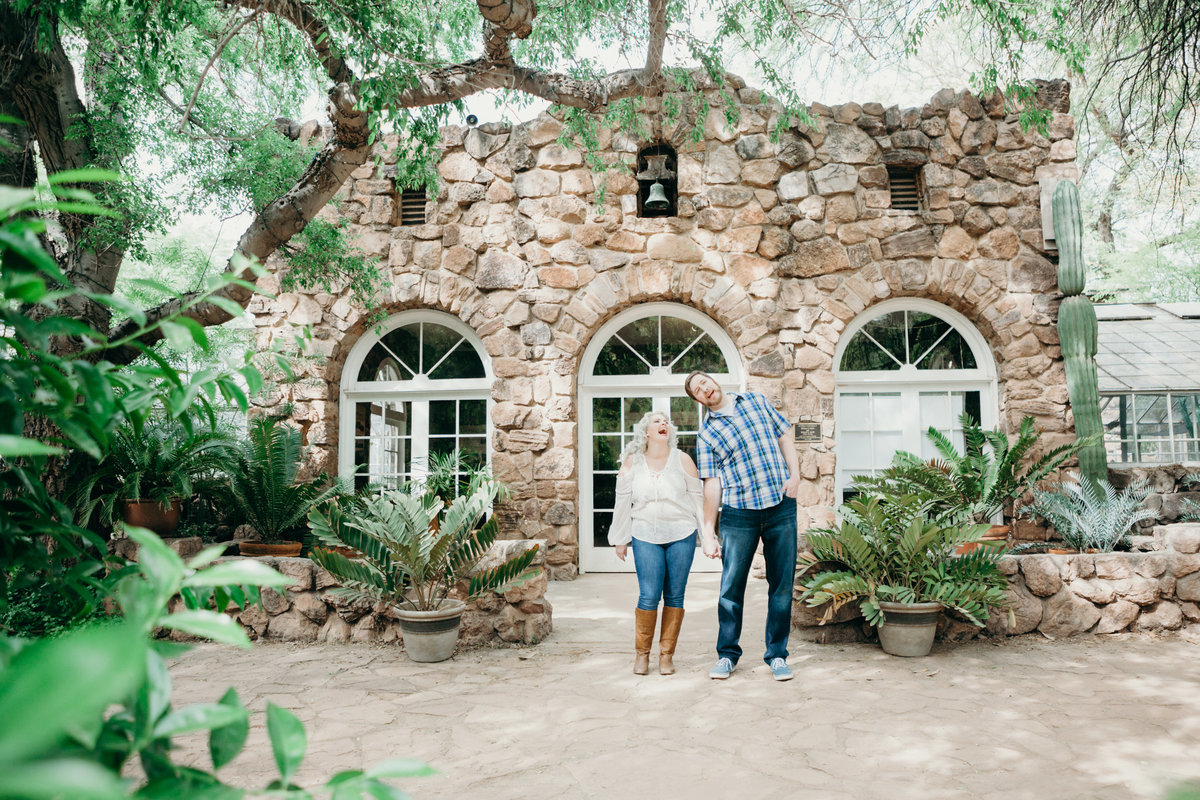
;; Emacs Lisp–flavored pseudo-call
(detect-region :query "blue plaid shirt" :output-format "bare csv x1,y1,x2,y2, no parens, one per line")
696,392,792,510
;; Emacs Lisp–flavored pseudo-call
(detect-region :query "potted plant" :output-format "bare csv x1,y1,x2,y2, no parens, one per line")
228,416,347,556
852,414,1085,551
71,417,233,538
798,492,1011,657
1015,474,1156,553
307,476,540,662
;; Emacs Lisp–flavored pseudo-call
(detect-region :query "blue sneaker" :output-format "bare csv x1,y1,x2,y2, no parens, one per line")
709,657,735,680
769,658,794,681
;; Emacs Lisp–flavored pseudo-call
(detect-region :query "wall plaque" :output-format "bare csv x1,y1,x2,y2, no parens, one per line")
793,422,822,443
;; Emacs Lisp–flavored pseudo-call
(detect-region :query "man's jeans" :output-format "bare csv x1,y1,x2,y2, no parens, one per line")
632,532,698,610
716,499,798,664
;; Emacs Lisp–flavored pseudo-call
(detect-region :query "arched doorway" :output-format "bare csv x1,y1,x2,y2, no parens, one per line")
578,303,742,573
338,310,492,491
834,298,998,503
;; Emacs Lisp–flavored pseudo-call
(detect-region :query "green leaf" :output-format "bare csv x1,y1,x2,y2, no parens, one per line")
210,688,249,770
0,434,64,458
0,623,147,763
188,544,232,571
159,611,251,649
363,778,410,800
47,167,123,185
153,703,246,739
204,294,249,318
365,759,435,779
0,759,129,800
266,703,307,783
127,278,182,298
183,560,292,590
160,320,195,351
126,527,186,597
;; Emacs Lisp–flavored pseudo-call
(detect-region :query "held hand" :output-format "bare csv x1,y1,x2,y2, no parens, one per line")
702,535,721,560
615,544,628,562
783,474,801,499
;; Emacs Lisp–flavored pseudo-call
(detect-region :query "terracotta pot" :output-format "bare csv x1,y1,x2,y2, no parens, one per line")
876,601,942,657
313,545,361,559
954,524,1010,556
122,499,182,537
394,600,466,662
1046,547,1076,555
238,541,303,557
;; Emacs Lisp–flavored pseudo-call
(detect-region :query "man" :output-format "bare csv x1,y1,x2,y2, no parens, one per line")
685,370,800,681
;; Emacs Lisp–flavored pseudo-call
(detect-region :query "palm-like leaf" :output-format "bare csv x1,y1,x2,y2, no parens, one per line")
1022,475,1156,551
798,491,1009,628
306,478,538,612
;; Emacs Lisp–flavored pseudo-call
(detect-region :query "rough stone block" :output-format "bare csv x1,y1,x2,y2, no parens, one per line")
1095,600,1139,634
1038,588,1101,637
1133,601,1184,631
1021,555,1063,597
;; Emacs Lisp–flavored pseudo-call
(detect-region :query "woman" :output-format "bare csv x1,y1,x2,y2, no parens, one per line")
608,412,718,675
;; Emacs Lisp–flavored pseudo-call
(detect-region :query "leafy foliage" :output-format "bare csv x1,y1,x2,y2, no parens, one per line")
226,415,348,543
1018,475,1157,552
69,416,235,530
852,414,1085,525
1183,473,1200,523
798,493,1010,628
309,477,539,612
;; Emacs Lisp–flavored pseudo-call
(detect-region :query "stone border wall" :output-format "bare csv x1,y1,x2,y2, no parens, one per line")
150,539,553,648
793,523,1200,642
1111,465,1200,529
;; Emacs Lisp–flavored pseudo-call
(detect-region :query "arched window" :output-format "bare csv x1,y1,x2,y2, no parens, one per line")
339,311,491,492
578,303,741,573
834,299,997,503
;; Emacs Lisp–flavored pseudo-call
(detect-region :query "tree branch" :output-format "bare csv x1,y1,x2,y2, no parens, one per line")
226,0,354,85
177,10,259,132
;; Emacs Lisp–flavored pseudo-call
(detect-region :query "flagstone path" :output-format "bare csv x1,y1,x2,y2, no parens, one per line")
170,574,1200,799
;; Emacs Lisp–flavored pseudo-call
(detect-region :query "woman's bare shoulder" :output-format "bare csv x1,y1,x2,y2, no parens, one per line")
677,450,699,477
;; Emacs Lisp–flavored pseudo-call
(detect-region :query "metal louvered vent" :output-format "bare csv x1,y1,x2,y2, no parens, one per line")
396,188,427,226
887,167,922,211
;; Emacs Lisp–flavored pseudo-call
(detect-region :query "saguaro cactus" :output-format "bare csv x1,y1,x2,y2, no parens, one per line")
1053,181,1107,485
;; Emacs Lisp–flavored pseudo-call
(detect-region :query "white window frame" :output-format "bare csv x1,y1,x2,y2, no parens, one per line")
833,298,998,503
338,310,493,487
578,303,743,573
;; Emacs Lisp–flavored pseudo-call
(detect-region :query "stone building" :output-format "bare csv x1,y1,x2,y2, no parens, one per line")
248,74,1082,580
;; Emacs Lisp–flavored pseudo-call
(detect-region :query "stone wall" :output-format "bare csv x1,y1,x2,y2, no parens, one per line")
164,541,552,649
793,523,1200,642
1111,465,1200,529
248,72,1080,577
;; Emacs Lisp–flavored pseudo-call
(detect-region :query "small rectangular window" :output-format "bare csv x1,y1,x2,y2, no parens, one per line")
1102,391,1200,464
887,167,922,212
394,187,427,226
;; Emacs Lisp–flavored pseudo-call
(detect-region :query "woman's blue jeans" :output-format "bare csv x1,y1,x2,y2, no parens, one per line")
716,499,798,664
631,532,698,610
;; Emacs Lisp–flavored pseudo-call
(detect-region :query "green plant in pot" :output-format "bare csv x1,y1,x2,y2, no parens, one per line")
307,476,540,662
71,416,233,538
228,416,347,556
798,492,1011,657
852,414,1086,551
1015,474,1156,553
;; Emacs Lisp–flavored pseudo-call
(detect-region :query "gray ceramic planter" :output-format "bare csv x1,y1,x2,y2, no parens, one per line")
395,599,467,662
876,601,942,657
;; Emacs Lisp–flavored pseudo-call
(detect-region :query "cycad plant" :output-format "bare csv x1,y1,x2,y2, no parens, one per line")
1018,475,1156,552
227,416,346,543
1182,473,1200,523
798,492,1010,627
307,479,539,612
852,414,1084,525
72,417,234,528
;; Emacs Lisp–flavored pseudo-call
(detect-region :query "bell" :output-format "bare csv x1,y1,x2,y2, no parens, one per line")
644,181,669,211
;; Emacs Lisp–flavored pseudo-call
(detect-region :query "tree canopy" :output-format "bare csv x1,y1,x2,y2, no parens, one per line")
1,0,1197,351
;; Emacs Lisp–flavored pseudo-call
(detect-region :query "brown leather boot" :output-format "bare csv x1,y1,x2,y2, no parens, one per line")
634,608,657,675
658,606,684,675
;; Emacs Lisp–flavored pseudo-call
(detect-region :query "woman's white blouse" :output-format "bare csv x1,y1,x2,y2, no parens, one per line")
607,449,704,546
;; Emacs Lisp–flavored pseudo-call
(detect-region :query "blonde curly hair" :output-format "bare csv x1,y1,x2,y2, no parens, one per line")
620,411,679,463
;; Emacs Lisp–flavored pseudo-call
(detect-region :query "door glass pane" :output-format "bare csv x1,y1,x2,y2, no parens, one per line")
593,474,617,548
841,431,873,471
428,338,486,379
624,397,653,432
915,329,976,369
353,399,412,491
862,311,907,363
460,399,486,434
840,331,901,371
460,436,487,469
617,317,659,365
357,329,418,382
839,393,870,426
670,332,727,374
670,395,702,462
430,399,456,436
872,393,902,426
594,435,623,471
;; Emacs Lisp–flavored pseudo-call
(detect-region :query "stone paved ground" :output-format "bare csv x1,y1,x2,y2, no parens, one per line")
170,574,1200,799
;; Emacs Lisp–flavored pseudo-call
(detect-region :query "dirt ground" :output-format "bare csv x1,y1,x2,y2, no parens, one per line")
170,573,1200,800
